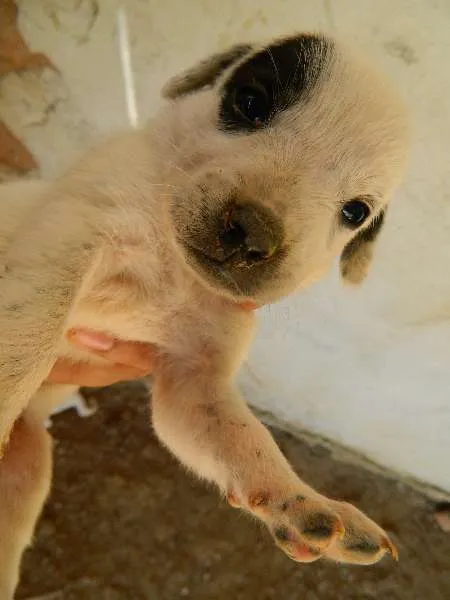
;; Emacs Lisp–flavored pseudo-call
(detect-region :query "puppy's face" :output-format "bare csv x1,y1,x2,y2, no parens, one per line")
158,34,409,304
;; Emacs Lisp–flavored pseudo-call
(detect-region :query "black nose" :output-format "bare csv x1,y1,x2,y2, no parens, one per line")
220,202,282,264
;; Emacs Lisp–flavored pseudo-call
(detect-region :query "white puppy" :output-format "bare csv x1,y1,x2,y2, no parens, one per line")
0,33,409,597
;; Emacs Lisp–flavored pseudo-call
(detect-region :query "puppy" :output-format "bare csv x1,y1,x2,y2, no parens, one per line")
0,33,409,597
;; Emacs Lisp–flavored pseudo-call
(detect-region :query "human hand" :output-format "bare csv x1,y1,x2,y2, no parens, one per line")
46,329,155,387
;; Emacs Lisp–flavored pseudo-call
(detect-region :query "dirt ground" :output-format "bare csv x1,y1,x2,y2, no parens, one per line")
16,382,449,600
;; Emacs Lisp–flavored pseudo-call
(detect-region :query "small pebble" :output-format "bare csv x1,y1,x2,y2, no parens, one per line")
434,502,450,533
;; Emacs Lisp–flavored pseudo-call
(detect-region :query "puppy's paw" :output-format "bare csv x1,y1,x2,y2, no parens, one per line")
228,489,344,563
227,488,397,565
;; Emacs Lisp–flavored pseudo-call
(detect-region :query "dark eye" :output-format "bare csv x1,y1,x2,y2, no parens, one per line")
234,84,271,127
341,199,370,227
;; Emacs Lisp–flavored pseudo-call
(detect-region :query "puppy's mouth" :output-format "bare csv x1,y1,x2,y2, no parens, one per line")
185,244,247,296
183,239,284,301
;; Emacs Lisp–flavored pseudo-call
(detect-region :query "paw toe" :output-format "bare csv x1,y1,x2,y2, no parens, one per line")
272,526,321,563
336,533,398,564
325,501,399,565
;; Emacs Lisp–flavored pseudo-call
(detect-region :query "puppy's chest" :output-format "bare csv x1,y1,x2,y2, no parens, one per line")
68,274,174,347
55,235,228,365
60,257,209,362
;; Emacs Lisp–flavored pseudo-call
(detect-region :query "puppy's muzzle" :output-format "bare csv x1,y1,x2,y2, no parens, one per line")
212,201,283,267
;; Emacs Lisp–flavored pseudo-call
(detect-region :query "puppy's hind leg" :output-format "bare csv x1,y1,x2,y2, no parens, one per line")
0,415,52,599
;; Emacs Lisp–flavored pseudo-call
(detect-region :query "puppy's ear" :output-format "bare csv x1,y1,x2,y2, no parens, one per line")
162,44,252,99
340,210,386,285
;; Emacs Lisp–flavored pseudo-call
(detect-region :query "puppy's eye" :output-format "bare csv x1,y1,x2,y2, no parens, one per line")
341,199,370,228
234,85,271,127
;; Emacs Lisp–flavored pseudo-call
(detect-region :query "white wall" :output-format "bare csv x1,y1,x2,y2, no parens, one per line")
3,0,450,491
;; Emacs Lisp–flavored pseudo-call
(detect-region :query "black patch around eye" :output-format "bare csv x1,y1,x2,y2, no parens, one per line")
219,34,334,132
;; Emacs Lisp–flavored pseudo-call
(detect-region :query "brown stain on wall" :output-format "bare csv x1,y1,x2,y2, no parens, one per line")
0,0,56,174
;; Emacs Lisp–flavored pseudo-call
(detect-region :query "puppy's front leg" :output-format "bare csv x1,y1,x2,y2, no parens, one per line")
153,363,341,563
152,323,397,565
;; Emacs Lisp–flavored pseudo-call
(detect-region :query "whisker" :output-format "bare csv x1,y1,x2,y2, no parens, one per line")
267,48,281,89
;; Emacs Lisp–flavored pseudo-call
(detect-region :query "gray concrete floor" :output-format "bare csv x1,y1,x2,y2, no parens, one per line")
17,383,450,600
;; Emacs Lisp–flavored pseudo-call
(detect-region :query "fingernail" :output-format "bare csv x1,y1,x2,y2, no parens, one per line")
69,329,115,351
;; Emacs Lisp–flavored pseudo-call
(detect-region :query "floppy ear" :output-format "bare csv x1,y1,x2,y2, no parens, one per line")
162,44,252,99
340,210,386,285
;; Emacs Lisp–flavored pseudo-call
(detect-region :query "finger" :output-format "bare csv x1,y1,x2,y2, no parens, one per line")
67,329,115,351
47,358,150,387
67,329,155,370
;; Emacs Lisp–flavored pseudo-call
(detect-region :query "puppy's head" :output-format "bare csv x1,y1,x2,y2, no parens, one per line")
159,34,409,304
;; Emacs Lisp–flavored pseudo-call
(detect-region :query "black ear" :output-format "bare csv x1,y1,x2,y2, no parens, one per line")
340,210,386,285
162,44,252,99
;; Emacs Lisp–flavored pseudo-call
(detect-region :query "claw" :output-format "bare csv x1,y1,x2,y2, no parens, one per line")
382,536,399,561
